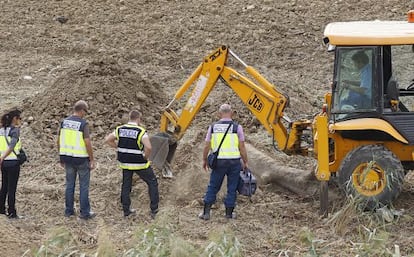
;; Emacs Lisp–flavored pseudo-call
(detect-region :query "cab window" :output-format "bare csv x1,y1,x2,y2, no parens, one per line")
332,48,374,119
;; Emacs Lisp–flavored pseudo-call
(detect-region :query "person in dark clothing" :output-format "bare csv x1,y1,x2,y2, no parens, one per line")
105,110,159,218
0,109,23,219
199,104,248,220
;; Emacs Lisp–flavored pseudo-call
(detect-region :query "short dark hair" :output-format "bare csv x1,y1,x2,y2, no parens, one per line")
73,100,88,112
352,51,369,65
129,110,141,120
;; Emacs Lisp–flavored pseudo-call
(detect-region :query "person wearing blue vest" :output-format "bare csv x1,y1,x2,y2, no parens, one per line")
58,100,96,220
199,104,248,220
105,110,159,218
0,109,23,218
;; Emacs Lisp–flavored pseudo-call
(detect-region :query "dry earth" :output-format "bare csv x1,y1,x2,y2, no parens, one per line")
1,0,414,256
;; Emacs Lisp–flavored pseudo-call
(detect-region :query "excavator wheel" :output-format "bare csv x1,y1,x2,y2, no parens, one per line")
338,144,404,210
149,132,177,178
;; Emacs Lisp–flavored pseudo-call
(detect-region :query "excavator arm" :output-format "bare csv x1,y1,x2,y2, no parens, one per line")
155,46,312,161
151,45,330,215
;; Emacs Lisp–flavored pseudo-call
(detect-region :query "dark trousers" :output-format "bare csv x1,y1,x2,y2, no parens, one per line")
0,164,20,215
204,159,241,208
121,166,159,213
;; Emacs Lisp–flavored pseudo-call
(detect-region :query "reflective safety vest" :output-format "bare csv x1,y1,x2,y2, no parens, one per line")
115,124,150,170
210,121,240,159
59,117,88,158
0,127,22,161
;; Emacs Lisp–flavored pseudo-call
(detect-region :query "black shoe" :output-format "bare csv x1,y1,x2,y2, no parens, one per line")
150,209,158,219
65,212,75,218
225,207,236,219
198,204,212,220
8,213,18,219
124,209,136,217
79,211,96,220
0,210,6,215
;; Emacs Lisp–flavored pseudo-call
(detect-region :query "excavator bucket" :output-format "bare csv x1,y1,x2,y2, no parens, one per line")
149,132,177,178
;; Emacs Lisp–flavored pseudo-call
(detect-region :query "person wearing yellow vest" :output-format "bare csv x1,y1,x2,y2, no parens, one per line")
199,104,248,220
0,109,23,219
105,110,159,218
58,100,96,220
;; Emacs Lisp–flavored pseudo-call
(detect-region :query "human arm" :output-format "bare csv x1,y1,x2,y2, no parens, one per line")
343,82,366,94
141,134,152,161
202,126,212,172
237,124,248,169
0,148,12,164
83,125,95,170
56,127,60,150
104,132,117,148
202,141,210,172
0,128,19,165
84,138,95,170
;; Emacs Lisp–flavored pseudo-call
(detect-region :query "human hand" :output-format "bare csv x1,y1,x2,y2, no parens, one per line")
90,160,96,170
202,160,208,172
242,160,248,170
342,82,351,89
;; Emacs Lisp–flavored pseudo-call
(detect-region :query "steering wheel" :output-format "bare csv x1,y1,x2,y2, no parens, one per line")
341,104,355,111
337,104,355,119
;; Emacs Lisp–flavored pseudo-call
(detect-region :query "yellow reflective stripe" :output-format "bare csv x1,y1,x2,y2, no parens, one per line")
137,129,145,150
117,148,144,154
0,135,22,160
119,161,150,170
59,128,88,157
211,133,240,159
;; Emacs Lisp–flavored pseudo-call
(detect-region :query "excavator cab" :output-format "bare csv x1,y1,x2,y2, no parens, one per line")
323,14,414,209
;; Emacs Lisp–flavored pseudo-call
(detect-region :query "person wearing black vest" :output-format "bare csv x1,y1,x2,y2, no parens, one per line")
105,110,159,218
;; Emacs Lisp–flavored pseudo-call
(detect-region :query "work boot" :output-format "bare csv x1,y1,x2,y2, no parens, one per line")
198,203,212,220
150,209,158,219
225,207,236,219
124,208,136,217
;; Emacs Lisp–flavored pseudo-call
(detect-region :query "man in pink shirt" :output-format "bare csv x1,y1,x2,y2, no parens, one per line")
199,104,248,220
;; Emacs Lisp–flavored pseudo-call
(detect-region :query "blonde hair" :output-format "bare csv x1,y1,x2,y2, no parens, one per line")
219,104,232,113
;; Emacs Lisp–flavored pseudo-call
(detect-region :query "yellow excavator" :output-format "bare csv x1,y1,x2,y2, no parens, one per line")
151,11,414,215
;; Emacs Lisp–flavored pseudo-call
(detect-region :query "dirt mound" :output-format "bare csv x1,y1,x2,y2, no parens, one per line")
22,58,167,140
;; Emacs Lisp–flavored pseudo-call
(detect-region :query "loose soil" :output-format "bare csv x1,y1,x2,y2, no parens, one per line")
1,0,414,256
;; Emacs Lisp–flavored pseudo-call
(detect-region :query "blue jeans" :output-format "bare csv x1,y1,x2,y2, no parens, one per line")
204,159,241,208
65,160,91,217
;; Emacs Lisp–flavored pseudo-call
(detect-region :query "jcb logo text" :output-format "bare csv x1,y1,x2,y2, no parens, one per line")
248,93,264,112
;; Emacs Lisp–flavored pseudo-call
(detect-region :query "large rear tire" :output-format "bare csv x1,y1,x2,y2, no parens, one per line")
338,145,404,210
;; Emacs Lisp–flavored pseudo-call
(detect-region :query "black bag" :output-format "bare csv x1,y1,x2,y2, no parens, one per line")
238,168,257,197
207,122,232,170
207,151,218,169
17,148,28,165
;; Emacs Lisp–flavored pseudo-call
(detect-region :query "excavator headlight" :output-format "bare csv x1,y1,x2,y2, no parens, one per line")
322,104,328,114
408,10,414,23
